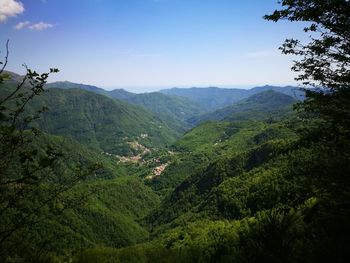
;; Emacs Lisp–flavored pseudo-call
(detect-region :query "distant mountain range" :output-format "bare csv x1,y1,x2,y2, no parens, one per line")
160,85,304,110
46,82,204,130
1,77,179,155
189,90,297,125
47,81,304,124
2,73,303,156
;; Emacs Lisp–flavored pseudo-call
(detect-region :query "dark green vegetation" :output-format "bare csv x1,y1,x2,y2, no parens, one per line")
3,77,179,156
1,0,350,262
31,88,178,155
47,81,205,130
0,69,162,261
47,81,301,128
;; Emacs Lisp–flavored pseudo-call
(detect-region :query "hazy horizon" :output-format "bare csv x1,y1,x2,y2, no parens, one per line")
45,79,298,94
5,68,298,93
100,83,299,93
1,0,307,91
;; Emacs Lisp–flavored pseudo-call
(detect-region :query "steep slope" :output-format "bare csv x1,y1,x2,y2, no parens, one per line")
146,120,296,197
9,175,161,259
121,111,347,263
4,71,348,263
1,75,163,260
145,91,296,195
48,81,204,130
148,120,296,229
190,90,296,124
28,88,178,155
37,133,129,179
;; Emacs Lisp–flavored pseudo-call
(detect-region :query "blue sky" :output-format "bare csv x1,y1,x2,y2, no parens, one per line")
0,0,307,92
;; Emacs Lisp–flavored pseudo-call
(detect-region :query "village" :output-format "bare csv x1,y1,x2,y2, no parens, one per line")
101,135,171,179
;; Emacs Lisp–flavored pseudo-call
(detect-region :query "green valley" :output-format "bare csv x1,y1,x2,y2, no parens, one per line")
1,67,349,262
1,0,349,262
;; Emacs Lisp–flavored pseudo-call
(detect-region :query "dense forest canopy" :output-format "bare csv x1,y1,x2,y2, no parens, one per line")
0,0,349,262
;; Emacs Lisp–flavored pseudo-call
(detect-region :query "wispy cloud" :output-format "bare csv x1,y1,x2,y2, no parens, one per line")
28,21,54,31
14,21,54,31
0,0,24,23
14,20,29,29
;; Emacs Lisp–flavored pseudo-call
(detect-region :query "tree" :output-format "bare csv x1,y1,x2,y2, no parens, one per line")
264,0,350,145
264,4,350,261
0,41,100,260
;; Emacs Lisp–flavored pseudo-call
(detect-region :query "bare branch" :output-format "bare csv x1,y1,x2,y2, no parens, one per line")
0,40,9,75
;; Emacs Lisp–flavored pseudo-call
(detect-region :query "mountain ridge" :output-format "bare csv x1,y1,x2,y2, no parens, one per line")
160,85,303,110
189,90,297,125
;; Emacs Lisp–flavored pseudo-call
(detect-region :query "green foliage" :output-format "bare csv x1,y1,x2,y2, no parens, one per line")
146,121,297,229
265,0,350,152
0,52,156,261
48,81,205,132
35,133,127,180
146,121,283,196
5,176,160,261
0,60,100,261
0,86,179,155
118,3,350,262
3,3,350,259
73,245,191,263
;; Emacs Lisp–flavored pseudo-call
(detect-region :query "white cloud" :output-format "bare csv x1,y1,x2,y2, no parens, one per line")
14,20,29,29
0,0,24,22
14,21,55,31
28,21,53,31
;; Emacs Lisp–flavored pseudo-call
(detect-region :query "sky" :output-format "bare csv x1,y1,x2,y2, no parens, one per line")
0,0,308,92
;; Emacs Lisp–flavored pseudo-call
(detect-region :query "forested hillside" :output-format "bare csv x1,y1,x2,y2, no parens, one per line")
47,82,205,129
0,73,166,260
47,80,301,131
2,80,179,155
1,0,349,262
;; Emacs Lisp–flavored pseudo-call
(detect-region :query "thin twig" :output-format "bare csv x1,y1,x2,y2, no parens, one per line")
0,40,9,75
